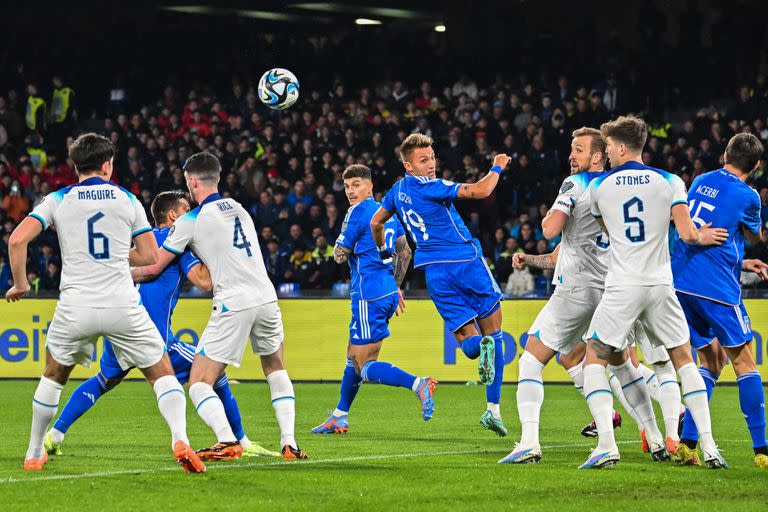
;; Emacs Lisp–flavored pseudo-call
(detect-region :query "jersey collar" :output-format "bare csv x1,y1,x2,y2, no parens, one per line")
608,161,647,173
199,192,222,207
74,176,109,187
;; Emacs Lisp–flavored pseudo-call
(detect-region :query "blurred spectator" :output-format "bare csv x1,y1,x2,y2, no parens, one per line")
2,181,30,222
505,266,534,296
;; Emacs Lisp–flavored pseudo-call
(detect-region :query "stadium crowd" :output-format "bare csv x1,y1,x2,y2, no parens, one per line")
1,73,768,296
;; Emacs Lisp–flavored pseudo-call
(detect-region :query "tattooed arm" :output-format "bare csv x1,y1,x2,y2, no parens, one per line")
512,244,561,270
333,244,352,264
456,153,512,200
391,235,412,287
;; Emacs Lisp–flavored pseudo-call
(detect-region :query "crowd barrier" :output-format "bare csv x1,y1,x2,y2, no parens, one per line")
1,299,766,382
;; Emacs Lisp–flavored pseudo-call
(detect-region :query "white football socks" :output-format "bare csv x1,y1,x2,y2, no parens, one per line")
677,362,716,453
566,362,585,398
154,375,189,446
609,373,643,432
189,381,236,443
653,361,681,441
583,364,616,451
266,370,297,449
609,359,663,447
516,351,545,447
26,377,63,460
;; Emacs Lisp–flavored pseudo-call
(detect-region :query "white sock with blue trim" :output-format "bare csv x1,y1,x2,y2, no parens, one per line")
27,376,63,460
652,362,681,441
583,364,617,451
609,373,643,432
267,370,296,449
609,359,663,447
678,362,715,453
517,351,544,447
189,382,236,443
154,375,189,446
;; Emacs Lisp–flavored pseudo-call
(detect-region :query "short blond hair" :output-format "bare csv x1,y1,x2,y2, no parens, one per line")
399,133,433,162
600,115,648,153
571,126,607,167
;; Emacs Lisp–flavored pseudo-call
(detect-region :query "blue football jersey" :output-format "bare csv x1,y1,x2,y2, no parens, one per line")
336,197,402,301
139,227,201,343
672,169,762,306
382,175,481,267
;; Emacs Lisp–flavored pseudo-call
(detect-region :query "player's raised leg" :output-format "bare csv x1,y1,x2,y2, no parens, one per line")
312,354,360,434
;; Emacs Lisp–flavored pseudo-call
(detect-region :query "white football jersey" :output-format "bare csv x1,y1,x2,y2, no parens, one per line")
549,171,610,288
29,176,150,307
163,193,277,310
589,161,687,287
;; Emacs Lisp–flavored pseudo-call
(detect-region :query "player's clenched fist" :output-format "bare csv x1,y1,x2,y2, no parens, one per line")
512,252,527,270
492,153,512,170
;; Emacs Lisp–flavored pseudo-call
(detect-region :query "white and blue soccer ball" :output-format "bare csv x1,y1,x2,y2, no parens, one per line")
258,68,300,110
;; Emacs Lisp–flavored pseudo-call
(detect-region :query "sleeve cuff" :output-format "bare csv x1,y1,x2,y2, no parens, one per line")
162,243,183,255
671,200,687,207
132,227,152,237
28,213,47,230
591,213,602,218
452,183,461,199
185,259,201,271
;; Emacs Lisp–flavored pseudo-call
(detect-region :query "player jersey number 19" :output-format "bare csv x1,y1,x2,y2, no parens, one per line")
400,207,429,241
87,212,110,260
622,196,645,243
232,216,253,257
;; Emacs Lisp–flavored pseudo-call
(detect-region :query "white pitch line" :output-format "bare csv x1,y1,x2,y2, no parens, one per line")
0,440,637,485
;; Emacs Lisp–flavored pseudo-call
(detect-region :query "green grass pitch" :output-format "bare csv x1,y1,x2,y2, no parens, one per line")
1,381,766,511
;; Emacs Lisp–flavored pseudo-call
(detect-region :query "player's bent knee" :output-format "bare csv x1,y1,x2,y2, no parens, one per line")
103,376,124,392
589,339,615,360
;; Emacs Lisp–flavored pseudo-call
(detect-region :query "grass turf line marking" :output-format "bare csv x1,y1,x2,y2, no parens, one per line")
1,440,637,484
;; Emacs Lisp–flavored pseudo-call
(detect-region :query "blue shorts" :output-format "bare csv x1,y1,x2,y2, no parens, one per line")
424,257,504,332
676,292,752,350
349,294,399,345
99,338,196,385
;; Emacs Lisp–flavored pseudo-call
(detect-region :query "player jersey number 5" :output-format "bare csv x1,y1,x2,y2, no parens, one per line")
621,196,645,243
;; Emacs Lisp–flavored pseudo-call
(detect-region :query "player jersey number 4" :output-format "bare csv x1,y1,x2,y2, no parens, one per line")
163,193,277,311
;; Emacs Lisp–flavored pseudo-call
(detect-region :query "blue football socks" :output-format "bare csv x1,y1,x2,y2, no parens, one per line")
214,374,245,441
737,371,767,451
336,357,362,413
486,330,505,405
53,374,107,434
461,335,483,360
360,361,417,389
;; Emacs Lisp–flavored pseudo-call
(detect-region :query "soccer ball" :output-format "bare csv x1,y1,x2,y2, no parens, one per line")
258,68,300,110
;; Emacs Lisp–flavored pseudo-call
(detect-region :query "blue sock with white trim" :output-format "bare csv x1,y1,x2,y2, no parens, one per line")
737,371,767,451
517,351,545,446
680,366,718,444
360,361,417,390
266,370,297,449
460,335,483,359
52,374,107,437
27,376,63,460
335,357,362,415
485,330,505,410
214,374,245,442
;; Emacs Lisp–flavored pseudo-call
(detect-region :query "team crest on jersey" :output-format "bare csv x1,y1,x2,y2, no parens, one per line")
168,225,176,236
559,180,574,194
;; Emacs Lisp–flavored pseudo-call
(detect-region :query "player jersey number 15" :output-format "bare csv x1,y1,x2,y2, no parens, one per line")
688,199,715,228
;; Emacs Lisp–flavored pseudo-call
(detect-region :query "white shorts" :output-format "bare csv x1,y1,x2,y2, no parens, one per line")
628,321,670,365
528,285,603,355
46,303,165,370
197,301,284,367
586,285,689,352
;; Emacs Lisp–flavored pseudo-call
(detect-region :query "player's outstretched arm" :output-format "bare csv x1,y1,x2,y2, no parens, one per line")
671,203,729,246
5,217,43,302
370,206,395,262
186,263,213,292
743,259,768,280
131,247,177,282
130,231,159,267
456,153,511,200
512,243,561,270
